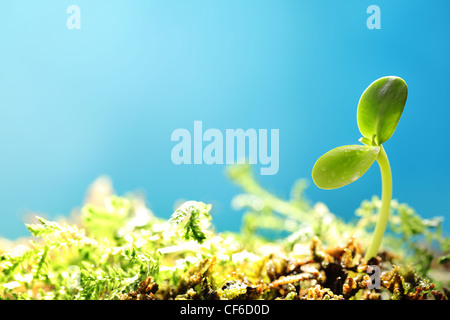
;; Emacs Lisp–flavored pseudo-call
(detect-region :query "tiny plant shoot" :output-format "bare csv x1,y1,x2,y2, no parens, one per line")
312,76,408,261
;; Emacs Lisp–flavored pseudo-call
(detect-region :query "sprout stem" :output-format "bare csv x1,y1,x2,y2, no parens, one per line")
364,145,392,260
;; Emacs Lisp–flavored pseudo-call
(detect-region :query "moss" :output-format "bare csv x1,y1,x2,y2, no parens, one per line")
0,168,448,300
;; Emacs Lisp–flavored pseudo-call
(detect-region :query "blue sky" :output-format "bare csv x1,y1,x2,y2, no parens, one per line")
0,1,449,238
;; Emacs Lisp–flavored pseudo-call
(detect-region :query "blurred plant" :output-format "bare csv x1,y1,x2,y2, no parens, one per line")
312,76,408,260
81,196,131,240
227,164,358,251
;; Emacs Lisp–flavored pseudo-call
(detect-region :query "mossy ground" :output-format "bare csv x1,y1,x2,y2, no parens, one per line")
121,236,448,300
0,166,448,300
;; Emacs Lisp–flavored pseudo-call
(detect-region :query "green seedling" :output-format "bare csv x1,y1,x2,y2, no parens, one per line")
312,76,408,260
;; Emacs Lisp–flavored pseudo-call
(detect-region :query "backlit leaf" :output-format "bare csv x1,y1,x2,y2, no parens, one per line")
357,76,408,145
312,145,380,189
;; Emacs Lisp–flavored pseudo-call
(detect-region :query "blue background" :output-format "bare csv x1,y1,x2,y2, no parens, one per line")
0,0,449,239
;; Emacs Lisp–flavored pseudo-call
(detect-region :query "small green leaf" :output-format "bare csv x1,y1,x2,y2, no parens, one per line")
357,76,408,145
312,145,380,189
358,137,372,146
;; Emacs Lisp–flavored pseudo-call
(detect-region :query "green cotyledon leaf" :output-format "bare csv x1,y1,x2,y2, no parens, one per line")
312,145,380,189
357,76,408,145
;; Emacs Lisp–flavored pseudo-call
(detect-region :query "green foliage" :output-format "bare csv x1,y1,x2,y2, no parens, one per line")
79,265,140,300
355,196,448,276
169,201,212,244
0,163,448,300
82,196,131,240
228,164,448,280
0,202,162,299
